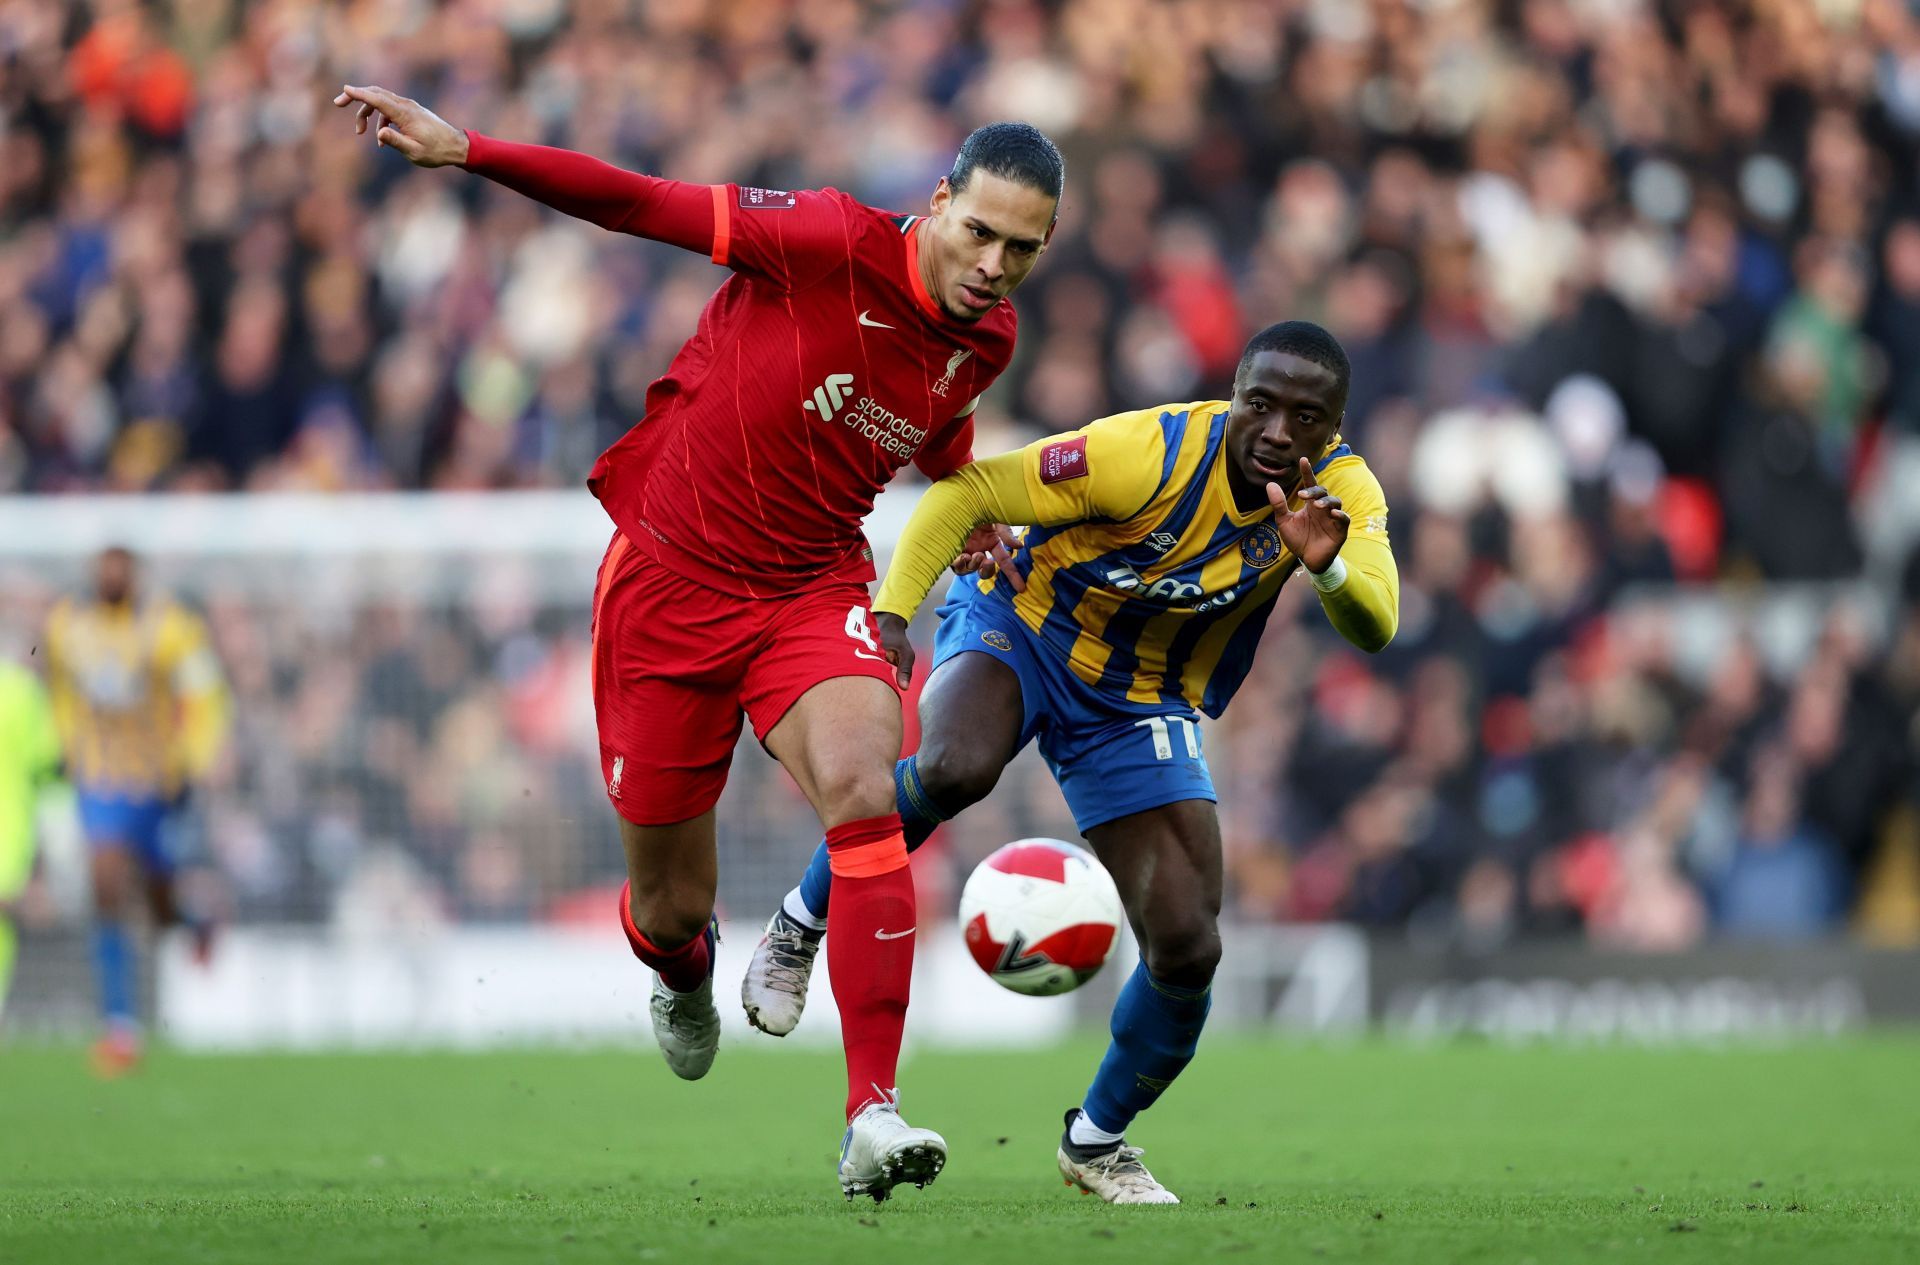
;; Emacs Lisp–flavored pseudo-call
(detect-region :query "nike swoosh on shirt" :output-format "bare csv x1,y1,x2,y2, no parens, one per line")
857,310,895,329
873,927,916,940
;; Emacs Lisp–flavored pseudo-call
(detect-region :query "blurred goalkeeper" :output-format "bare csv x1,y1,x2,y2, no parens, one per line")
43,547,230,1075
745,322,1399,1203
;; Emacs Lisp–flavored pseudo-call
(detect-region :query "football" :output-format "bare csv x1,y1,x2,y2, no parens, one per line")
958,838,1124,996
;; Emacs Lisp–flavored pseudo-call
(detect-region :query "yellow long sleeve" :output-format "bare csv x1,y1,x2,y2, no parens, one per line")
1313,530,1399,652
874,413,1166,620
162,608,230,783
1306,460,1398,653
873,453,1037,620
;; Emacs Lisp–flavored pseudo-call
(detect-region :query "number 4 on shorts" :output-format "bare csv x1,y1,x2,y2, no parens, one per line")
845,605,886,661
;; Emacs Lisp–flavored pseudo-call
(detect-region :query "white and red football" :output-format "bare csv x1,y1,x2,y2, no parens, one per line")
958,838,1123,996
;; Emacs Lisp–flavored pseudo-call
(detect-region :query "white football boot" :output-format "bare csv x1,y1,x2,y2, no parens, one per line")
648,923,720,1080
837,1092,947,1202
741,907,823,1036
1057,1108,1180,1204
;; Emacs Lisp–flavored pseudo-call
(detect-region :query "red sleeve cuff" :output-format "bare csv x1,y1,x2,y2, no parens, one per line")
709,184,731,266
460,129,489,171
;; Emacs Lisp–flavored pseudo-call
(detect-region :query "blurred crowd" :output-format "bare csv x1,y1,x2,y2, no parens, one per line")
3,0,1920,944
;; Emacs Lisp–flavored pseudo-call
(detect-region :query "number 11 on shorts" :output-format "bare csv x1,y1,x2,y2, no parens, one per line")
1134,715,1200,760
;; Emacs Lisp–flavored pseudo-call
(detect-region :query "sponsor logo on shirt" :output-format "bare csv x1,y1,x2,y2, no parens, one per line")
738,187,795,209
1106,562,1216,605
1039,436,1088,484
932,348,973,397
804,372,929,459
1193,586,1242,614
1144,576,1203,601
981,630,1013,651
1146,531,1179,555
849,395,927,458
802,373,857,420
1242,523,1283,569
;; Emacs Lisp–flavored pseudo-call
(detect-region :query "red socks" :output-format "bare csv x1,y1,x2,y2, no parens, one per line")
617,881,713,993
825,813,914,1120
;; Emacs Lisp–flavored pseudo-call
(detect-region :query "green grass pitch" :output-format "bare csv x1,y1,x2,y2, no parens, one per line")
3,1036,1916,1263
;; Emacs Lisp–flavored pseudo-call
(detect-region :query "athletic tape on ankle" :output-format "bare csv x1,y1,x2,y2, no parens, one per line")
826,831,909,878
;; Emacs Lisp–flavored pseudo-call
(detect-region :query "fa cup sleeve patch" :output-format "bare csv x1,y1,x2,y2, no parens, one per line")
1039,436,1089,484
737,187,796,209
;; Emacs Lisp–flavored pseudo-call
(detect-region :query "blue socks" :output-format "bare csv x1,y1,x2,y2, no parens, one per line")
1081,961,1212,1136
794,756,950,922
91,922,136,1026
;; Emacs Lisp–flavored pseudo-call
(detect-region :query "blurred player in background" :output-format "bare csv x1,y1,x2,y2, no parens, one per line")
42,546,230,1075
0,652,62,1024
746,323,1399,1202
333,85,1059,1199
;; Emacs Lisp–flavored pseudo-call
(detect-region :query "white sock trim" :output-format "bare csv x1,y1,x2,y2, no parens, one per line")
1069,1108,1126,1148
781,887,826,933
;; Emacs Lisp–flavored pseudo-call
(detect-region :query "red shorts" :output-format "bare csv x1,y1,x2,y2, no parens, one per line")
590,532,901,825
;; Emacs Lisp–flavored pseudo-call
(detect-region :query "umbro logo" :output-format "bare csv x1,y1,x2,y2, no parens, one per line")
1146,531,1179,554
857,310,894,330
802,373,856,420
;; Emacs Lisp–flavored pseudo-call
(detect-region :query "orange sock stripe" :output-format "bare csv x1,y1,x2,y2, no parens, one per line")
827,831,908,878
616,880,650,957
617,880,702,958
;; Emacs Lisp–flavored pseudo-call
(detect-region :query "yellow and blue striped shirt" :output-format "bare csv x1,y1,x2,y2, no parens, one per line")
42,597,230,797
875,400,1397,717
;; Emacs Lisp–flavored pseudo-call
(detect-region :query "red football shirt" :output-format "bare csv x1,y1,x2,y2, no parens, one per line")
464,133,1019,598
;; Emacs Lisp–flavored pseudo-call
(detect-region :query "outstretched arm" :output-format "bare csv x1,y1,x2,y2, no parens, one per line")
332,85,717,256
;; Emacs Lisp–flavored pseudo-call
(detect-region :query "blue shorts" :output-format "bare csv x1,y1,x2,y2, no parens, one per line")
931,579,1216,833
75,791,175,876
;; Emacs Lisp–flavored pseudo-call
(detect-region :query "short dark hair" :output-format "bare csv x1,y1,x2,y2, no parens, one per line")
949,122,1065,203
1237,321,1350,394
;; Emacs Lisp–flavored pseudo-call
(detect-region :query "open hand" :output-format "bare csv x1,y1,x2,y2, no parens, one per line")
1270,457,1348,574
332,85,468,167
875,612,915,689
951,523,1026,593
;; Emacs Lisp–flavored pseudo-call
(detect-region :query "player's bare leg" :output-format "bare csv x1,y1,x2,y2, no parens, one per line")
87,844,143,1076
747,650,1023,1036
765,676,945,1199
1056,799,1222,1205
908,650,1026,818
617,811,721,1080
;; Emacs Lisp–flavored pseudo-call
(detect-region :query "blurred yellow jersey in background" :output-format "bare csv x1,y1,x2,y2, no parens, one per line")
42,597,229,800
